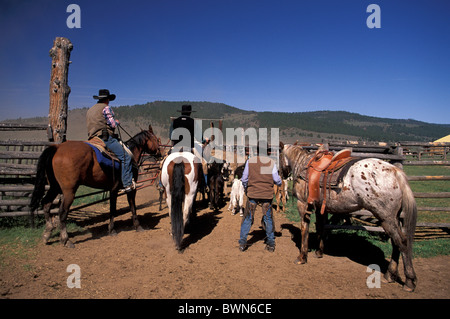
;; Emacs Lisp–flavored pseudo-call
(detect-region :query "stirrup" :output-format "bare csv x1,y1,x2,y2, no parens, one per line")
121,180,136,193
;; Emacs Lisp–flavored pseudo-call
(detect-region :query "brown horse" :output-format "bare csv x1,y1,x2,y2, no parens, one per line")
30,125,161,248
274,179,288,213
279,143,418,291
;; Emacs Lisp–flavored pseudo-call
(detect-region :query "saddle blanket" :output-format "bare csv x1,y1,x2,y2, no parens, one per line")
85,141,120,170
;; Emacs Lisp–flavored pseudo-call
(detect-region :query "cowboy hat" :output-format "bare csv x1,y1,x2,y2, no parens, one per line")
177,104,196,113
93,89,116,101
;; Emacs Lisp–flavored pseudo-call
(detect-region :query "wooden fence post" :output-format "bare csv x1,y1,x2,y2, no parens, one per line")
48,37,73,143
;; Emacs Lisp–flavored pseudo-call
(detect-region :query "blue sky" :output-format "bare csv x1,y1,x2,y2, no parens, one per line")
0,0,449,124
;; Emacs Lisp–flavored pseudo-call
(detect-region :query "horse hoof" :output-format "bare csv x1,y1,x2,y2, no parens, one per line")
42,233,51,245
294,258,307,265
176,246,184,253
136,226,144,232
403,279,416,292
403,284,415,292
382,272,397,284
109,230,118,236
314,251,323,258
65,241,75,248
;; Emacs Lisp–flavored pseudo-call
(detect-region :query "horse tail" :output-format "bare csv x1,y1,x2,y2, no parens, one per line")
171,161,185,250
30,145,58,212
395,167,417,248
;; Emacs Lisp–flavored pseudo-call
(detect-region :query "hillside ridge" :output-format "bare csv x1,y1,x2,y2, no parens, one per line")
1,101,448,143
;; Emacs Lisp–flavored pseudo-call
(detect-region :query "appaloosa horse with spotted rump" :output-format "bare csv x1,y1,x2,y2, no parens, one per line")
279,143,418,291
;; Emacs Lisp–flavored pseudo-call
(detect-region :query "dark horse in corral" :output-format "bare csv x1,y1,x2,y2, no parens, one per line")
207,162,225,210
160,151,204,250
279,143,418,291
30,125,161,248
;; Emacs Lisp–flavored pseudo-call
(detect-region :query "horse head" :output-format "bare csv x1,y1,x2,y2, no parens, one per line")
143,125,161,157
125,125,161,161
278,142,291,179
279,143,309,179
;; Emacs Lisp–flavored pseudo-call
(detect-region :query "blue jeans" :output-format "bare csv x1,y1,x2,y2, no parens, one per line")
239,198,275,246
104,136,133,187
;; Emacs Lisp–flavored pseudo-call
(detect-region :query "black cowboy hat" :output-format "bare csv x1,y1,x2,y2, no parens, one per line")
93,89,116,101
177,104,196,113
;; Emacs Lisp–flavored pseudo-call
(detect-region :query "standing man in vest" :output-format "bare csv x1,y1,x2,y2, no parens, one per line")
239,140,282,252
86,89,135,193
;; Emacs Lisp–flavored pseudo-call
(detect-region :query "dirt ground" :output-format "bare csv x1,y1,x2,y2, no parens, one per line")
1,185,449,300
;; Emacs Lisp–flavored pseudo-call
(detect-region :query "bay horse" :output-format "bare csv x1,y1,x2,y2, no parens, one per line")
279,143,418,291
30,125,161,248
160,151,203,250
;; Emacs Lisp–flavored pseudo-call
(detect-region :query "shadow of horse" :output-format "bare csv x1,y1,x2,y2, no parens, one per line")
280,223,390,273
179,209,223,251
45,198,167,246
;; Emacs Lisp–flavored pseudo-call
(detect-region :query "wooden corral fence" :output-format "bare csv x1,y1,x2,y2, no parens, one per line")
295,141,450,236
0,124,49,225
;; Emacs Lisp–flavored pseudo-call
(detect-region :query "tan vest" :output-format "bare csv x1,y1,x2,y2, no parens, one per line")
246,156,275,200
86,103,114,139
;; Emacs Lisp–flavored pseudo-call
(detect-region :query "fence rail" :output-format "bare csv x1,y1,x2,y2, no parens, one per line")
0,124,47,131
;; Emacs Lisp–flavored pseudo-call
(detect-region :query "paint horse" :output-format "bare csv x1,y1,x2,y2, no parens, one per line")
279,143,418,291
30,125,161,248
161,151,204,250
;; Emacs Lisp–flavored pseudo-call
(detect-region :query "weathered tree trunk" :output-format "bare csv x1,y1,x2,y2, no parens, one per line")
48,37,73,143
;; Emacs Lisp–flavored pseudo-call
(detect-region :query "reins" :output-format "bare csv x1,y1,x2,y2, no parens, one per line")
117,124,153,168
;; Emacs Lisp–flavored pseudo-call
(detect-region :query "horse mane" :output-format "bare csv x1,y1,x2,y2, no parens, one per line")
125,130,152,151
284,144,311,179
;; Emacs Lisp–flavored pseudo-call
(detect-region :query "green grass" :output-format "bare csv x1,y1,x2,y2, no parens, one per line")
0,217,84,272
0,225,41,272
72,185,108,206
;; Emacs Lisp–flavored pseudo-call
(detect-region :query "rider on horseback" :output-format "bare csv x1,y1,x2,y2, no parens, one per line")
169,104,210,187
86,89,135,193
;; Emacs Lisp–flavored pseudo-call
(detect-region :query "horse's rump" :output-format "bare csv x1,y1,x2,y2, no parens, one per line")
161,151,200,250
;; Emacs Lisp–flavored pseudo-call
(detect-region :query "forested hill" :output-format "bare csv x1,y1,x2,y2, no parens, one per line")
2,101,448,142
256,110,449,142
112,101,449,142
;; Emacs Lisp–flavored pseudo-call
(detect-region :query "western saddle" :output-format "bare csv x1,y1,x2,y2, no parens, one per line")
86,136,120,162
306,148,355,214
